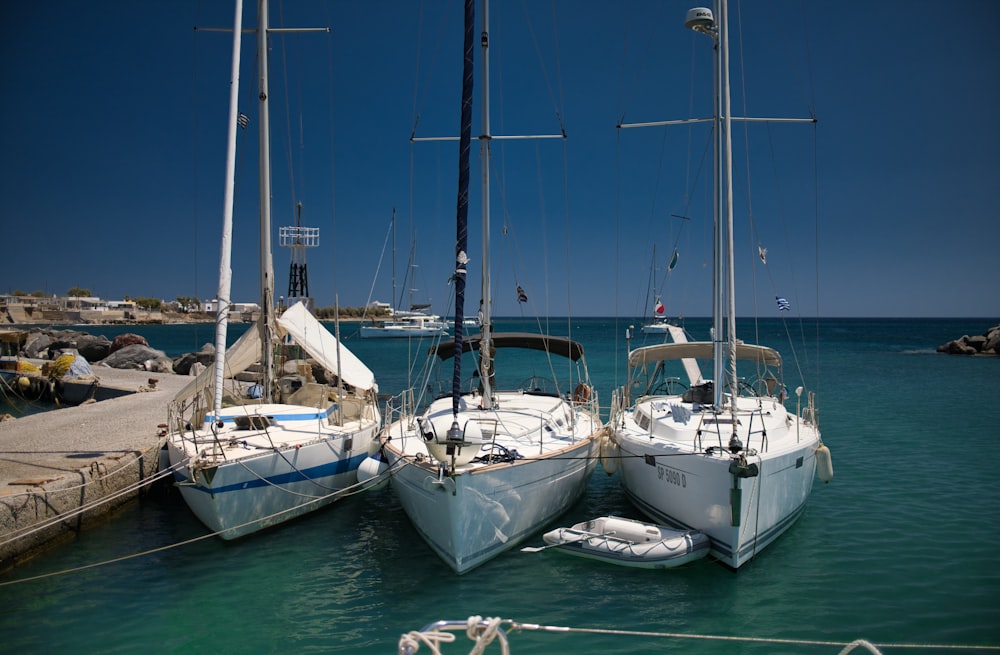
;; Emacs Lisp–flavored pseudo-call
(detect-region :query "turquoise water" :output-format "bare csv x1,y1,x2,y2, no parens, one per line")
1,318,999,654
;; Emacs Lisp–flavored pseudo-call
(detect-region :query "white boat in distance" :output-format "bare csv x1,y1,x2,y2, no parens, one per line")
379,0,603,574
609,2,832,569
166,0,381,539
537,516,710,569
358,311,449,339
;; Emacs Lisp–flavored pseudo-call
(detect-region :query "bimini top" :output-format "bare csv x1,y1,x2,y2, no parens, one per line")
628,341,782,368
432,332,584,362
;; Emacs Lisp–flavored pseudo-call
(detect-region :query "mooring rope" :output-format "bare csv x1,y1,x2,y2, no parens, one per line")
0,454,402,587
399,617,1000,654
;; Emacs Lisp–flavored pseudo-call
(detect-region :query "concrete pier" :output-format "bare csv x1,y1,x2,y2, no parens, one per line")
0,367,189,570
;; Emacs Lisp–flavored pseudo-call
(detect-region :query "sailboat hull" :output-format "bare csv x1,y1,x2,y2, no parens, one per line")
168,403,379,539
382,391,601,573
614,397,819,568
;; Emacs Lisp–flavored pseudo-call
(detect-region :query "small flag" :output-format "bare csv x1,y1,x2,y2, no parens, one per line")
668,248,679,271
758,245,767,264
654,300,665,315
776,296,791,311
237,112,250,129
516,285,528,303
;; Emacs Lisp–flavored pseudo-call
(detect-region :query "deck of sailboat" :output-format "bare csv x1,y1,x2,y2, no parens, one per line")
627,393,808,454
385,390,600,466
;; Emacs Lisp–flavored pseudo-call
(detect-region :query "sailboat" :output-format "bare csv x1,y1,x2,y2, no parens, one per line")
378,0,604,574
610,2,832,568
166,0,381,539
640,244,678,335
360,210,449,339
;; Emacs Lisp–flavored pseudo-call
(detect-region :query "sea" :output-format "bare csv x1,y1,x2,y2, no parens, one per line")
1,317,998,654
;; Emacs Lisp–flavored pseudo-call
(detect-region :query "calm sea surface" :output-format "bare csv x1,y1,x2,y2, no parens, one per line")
1,317,998,654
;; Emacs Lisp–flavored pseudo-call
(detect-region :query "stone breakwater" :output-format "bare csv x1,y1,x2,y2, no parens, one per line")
7,328,207,376
936,323,1000,356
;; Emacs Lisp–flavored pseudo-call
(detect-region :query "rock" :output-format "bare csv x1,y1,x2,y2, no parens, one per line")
109,333,149,354
172,344,216,375
75,334,112,362
99,343,171,371
22,333,53,358
985,332,1000,355
937,324,1000,356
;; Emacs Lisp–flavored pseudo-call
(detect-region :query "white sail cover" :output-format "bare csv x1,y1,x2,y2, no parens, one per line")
277,301,377,392
172,319,264,406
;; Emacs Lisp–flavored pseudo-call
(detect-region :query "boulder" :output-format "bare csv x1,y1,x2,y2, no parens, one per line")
172,344,216,375
75,334,112,362
937,324,1000,356
99,343,173,371
22,333,54,358
985,328,1000,355
109,333,149,354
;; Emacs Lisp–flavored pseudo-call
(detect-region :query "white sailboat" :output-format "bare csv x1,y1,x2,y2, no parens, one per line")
610,2,832,568
639,244,677,335
379,0,603,574
166,0,381,539
360,211,449,339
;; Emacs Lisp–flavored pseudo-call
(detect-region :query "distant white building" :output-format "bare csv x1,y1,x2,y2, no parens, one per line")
203,299,260,314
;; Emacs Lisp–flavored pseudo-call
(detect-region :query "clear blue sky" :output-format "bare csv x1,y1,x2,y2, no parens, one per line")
1,1,997,319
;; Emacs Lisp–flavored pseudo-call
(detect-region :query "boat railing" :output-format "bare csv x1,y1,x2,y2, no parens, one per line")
382,387,417,432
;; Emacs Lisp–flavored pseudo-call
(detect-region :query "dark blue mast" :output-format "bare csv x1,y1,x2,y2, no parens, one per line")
450,0,475,421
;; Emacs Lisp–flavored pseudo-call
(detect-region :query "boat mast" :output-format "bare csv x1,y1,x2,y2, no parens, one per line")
257,0,275,402
689,1,735,409
212,0,244,417
479,0,494,407
450,0,475,418
719,0,738,412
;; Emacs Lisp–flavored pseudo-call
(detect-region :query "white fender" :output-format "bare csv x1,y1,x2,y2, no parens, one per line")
815,444,833,483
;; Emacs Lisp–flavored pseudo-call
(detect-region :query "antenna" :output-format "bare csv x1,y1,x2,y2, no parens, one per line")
280,202,320,311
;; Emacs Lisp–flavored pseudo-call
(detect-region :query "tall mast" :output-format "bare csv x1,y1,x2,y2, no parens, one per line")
450,0,474,420
478,0,494,407
695,0,735,409
212,0,244,416
719,0,738,411
257,0,275,401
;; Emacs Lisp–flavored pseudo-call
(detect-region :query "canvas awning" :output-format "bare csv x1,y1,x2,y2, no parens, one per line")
628,341,782,368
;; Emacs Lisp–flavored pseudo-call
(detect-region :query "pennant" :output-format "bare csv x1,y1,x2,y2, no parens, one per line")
776,296,791,311
758,245,767,264
516,285,528,303
668,248,679,270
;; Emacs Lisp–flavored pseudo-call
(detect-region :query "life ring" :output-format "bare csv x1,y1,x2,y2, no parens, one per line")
572,383,592,404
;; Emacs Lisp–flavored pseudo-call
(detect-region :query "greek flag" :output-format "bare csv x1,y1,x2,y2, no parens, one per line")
516,285,528,303
776,296,791,311
237,112,250,129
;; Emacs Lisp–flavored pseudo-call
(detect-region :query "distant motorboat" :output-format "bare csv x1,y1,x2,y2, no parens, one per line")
535,516,710,569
